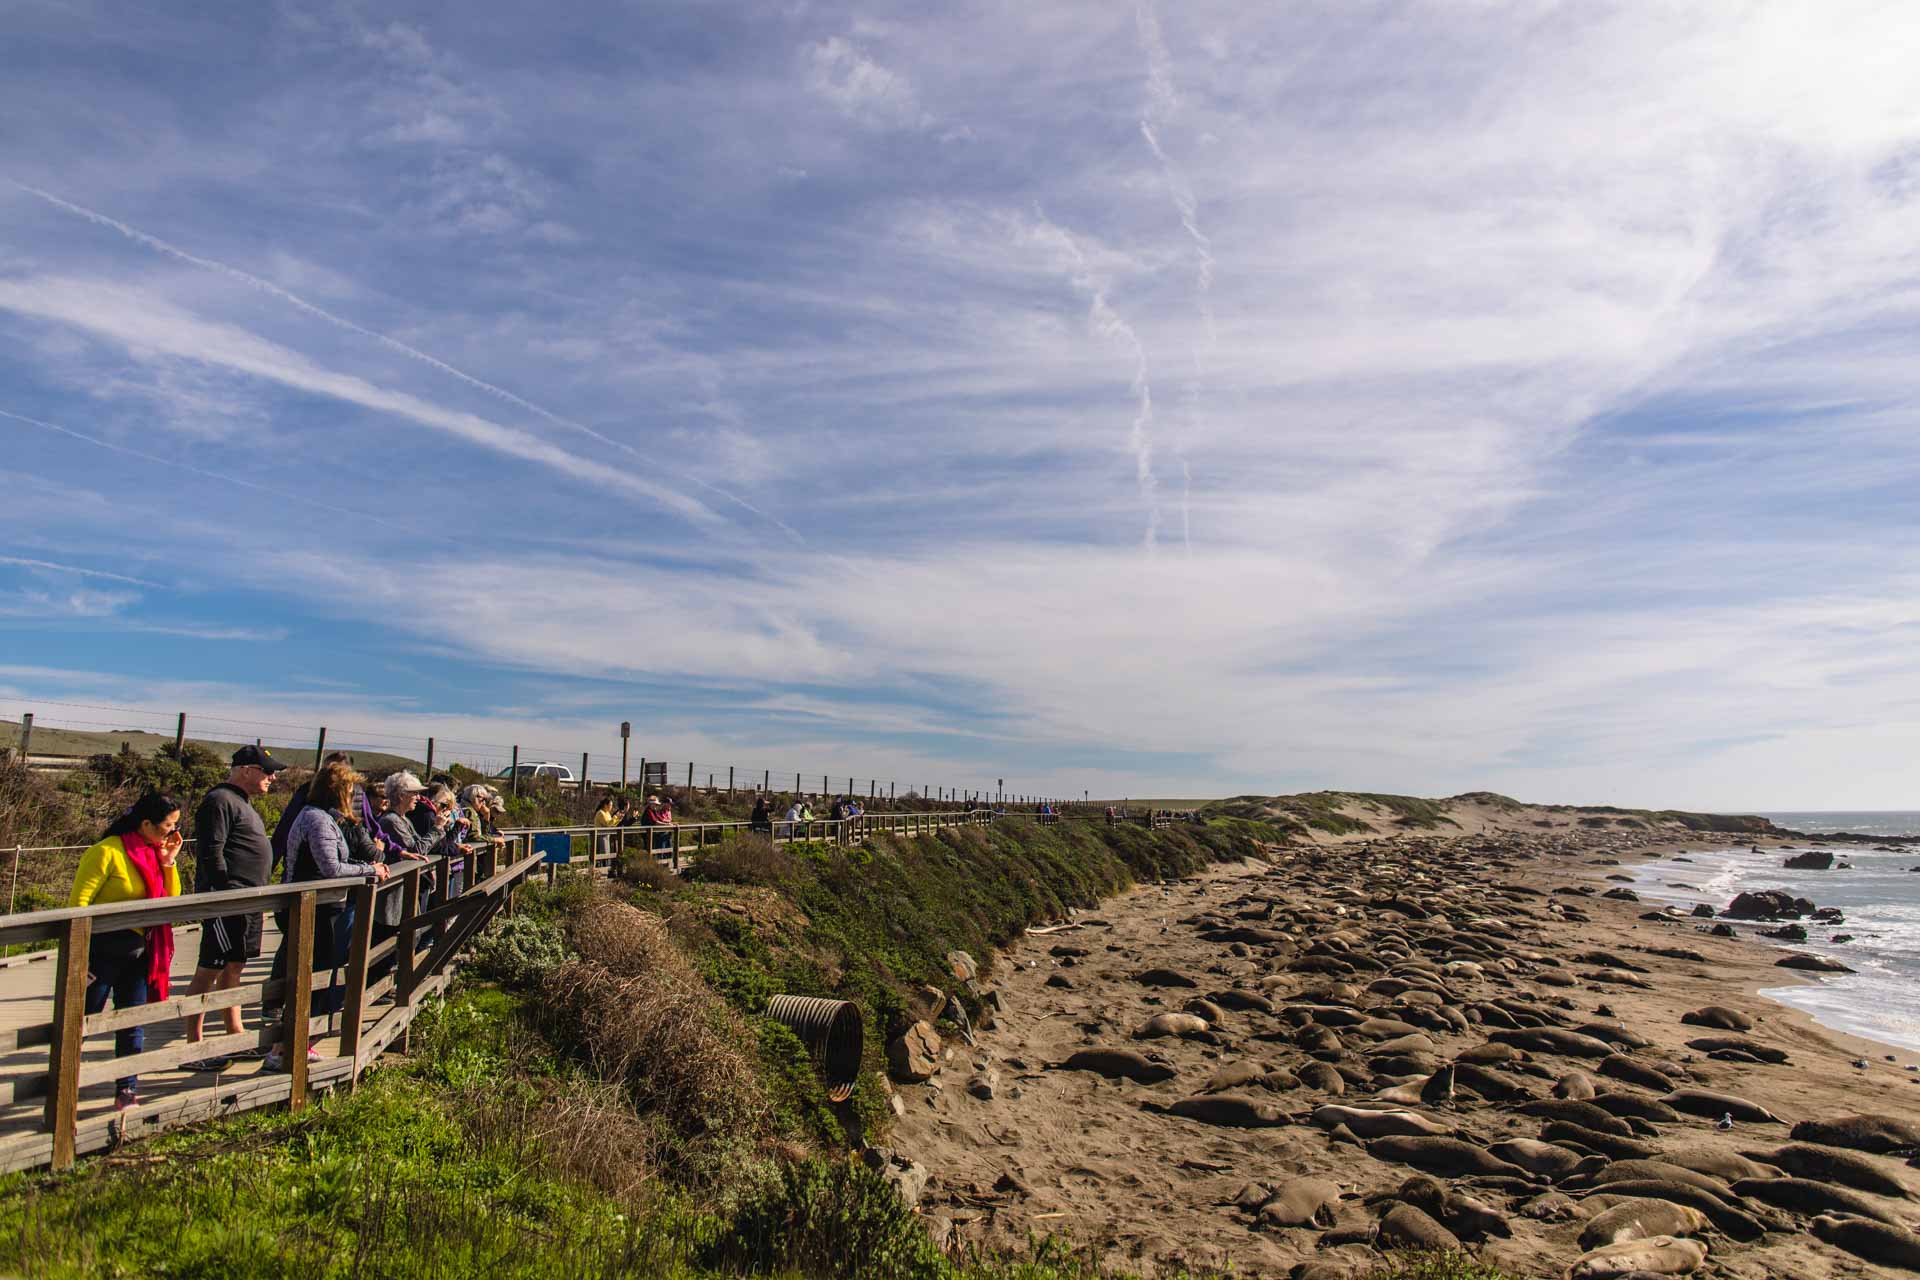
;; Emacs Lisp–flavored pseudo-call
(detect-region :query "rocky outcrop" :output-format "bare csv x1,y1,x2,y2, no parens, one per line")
888,1020,942,1082
1723,890,1816,920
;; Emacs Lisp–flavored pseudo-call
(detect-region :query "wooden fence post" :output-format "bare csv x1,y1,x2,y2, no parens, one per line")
510,745,520,796
313,726,326,768
339,880,378,1071
424,737,435,779
16,712,31,761
581,752,589,790
286,889,316,1111
687,762,694,791
728,766,734,797
173,712,187,758
397,867,423,1007
45,915,91,1170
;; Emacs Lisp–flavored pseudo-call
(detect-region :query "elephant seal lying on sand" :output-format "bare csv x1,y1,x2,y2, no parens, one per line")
1365,1135,1530,1179
1567,1234,1707,1278
1155,1093,1292,1127
1661,1089,1781,1124
1812,1214,1920,1271
1791,1113,1920,1154
1049,1048,1176,1082
1578,1199,1711,1250
1749,1142,1914,1199
1733,1175,1903,1225
1310,1105,1449,1138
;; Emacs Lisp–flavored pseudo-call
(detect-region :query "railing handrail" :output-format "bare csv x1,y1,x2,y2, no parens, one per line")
0,874,374,945
495,809,987,839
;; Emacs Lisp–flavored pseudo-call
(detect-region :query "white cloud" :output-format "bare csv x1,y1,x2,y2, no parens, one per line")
804,36,929,130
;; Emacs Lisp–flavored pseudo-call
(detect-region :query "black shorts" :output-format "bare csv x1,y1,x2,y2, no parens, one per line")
197,912,263,968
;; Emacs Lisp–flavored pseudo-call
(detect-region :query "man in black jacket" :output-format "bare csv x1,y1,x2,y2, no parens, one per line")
182,745,286,1067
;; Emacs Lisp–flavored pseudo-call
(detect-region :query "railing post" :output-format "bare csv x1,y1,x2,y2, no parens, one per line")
6,842,20,916
45,915,91,1170
339,879,378,1072
671,825,681,870
286,889,316,1111
397,865,423,1006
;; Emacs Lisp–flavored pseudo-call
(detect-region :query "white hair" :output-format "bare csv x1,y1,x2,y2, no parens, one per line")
460,784,490,809
428,784,456,807
383,771,424,805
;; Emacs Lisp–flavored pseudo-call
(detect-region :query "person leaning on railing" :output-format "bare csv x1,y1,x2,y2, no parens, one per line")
749,793,773,836
69,790,184,1113
264,761,388,1074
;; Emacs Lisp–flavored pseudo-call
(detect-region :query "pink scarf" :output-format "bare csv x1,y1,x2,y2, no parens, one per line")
119,832,177,1000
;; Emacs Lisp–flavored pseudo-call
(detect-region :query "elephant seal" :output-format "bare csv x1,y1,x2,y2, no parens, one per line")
1491,1138,1586,1180
1590,1092,1682,1125
1491,1028,1617,1059
1584,1160,1732,1197
1311,1105,1449,1138
1521,1100,1637,1137
1419,1063,1456,1106
1579,1199,1712,1250
1183,997,1228,1025
1662,1089,1781,1124
1375,1202,1460,1252
1296,1061,1347,1095
1051,1048,1175,1082
1540,1121,1660,1162
1203,1061,1270,1094
1161,1093,1292,1127
1457,1042,1533,1067
1554,1070,1598,1100
1655,1143,1771,1183
1582,1180,1765,1240
1811,1214,1920,1271
1135,1012,1211,1039
1685,1035,1788,1063
1453,1061,1538,1102
1133,966,1199,988
1574,1022,1651,1050
1567,1235,1708,1278
1253,1176,1341,1227
1733,1175,1903,1225
1598,1054,1677,1093
1209,988,1275,1014
1386,1174,1511,1240
1520,1190,1580,1222
1365,1135,1530,1179
1750,1142,1915,1199
1681,1006,1753,1032
1791,1113,1920,1154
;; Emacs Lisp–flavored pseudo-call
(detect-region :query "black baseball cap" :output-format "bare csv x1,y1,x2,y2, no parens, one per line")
232,745,289,774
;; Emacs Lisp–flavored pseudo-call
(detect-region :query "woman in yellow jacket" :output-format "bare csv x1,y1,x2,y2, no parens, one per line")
70,791,184,1111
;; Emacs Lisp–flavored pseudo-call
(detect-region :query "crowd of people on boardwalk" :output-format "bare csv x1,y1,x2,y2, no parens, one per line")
66,745,514,1110
62,758,1039,1113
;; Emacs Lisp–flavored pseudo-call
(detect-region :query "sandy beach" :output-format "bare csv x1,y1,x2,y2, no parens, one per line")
888,801,1920,1279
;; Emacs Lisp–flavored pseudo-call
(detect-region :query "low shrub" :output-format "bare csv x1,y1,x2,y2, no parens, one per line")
466,913,569,992
683,833,795,886
702,1155,945,1280
546,902,773,1183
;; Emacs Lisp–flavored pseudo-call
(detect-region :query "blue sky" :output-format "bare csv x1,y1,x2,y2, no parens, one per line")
3,1,1919,809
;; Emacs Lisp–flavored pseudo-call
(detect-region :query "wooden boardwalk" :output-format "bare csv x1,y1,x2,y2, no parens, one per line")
0,810,994,1172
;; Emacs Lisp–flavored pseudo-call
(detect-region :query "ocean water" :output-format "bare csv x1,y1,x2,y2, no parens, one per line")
1625,811,1920,1055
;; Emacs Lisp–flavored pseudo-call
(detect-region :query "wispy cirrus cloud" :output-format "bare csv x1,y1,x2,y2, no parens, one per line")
3,2,1920,808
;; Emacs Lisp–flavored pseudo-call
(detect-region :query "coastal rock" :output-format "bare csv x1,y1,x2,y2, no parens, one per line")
1760,923,1807,941
863,1148,930,1207
1723,890,1815,920
1783,850,1835,869
887,1022,942,1082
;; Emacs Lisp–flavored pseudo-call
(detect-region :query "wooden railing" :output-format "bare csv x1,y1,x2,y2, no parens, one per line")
499,808,994,871
0,839,542,1174
0,810,996,1172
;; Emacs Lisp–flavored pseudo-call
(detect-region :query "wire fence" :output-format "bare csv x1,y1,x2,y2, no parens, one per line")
0,696,1073,809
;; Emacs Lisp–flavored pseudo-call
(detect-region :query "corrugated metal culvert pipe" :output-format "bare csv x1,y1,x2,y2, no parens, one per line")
766,995,864,1101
